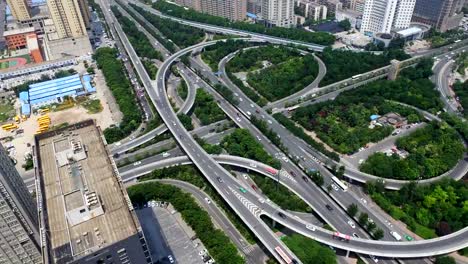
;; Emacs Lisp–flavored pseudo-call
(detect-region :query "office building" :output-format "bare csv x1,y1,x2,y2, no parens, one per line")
360,0,416,35
35,120,152,264
261,0,295,27
46,0,88,39
174,0,246,21
412,0,465,32
0,144,42,263
6,0,31,21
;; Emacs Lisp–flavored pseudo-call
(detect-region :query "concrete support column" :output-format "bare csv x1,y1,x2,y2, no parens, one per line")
387,59,401,80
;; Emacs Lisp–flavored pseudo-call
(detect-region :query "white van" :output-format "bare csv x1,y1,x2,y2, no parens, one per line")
390,231,402,241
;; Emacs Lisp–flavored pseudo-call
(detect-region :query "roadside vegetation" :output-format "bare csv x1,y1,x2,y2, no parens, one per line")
227,45,301,72
94,47,142,143
142,60,158,80
193,89,225,125
250,173,311,212
228,72,268,106
0,100,15,122
453,80,468,117
129,3,205,48
201,39,252,71
318,47,409,86
112,7,163,61
292,92,423,154
455,51,468,75
366,179,468,239
426,29,466,48
194,136,223,154
213,84,239,105
273,113,340,161
245,54,318,101
282,234,336,264
154,0,335,45
176,81,188,100
128,181,244,264
360,122,464,180
81,99,103,114
138,166,257,244
118,2,177,52
221,129,281,169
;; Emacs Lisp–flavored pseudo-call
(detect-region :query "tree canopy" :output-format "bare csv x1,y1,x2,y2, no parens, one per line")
193,89,226,125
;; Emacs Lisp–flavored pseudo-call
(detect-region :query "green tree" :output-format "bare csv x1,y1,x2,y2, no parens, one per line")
373,228,384,240
435,256,456,264
338,19,351,31
358,212,369,226
347,203,358,217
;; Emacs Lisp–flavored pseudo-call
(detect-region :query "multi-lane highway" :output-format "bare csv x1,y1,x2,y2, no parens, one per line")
99,1,468,262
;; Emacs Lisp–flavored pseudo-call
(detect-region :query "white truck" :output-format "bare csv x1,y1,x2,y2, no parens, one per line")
390,231,402,241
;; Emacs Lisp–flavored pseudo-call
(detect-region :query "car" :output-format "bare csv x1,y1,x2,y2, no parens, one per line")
306,224,316,231
204,197,211,204
290,171,296,177
370,255,379,263
348,220,356,228
251,184,257,190
278,212,287,219
234,93,239,97
368,218,374,224
202,255,211,262
282,156,289,162
256,136,262,141
198,249,207,256
302,176,309,182
239,98,243,102
162,152,170,158
325,204,333,211
256,109,260,114
250,104,254,108
331,184,339,191
167,255,175,263
239,187,247,193
250,163,257,168
246,111,251,116
217,177,223,183
352,233,359,238
133,161,141,166
360,198,367,204
243,174,248,179
267,120,273,124
236,117,241,122
404,234,413,241
207,259,215,264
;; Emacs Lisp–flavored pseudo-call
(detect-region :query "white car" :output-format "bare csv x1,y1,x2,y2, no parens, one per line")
347,220,356,228
234,93,239,97
204,197,211,204
331,184,339,191
250,104,254,108
246,111,251,116
239,98,243,102
168,255,174,263
267,120,273,124
133,161,141,166
236,117,241,122
198,249,207,256
243,174,248,179
360,198,367,204
162,152,170,158
282,156,289,162
256,136,262,141
250,163,257,168
306,224,316,231
370,255,379,263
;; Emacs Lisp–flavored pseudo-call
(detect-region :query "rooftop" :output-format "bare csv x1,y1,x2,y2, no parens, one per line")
35,120,139,263
3,27,35,37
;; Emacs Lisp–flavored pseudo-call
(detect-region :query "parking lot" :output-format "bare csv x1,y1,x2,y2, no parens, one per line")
137,205,206,264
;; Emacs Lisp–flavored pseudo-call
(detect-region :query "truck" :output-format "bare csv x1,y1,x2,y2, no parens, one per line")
390,231,402,241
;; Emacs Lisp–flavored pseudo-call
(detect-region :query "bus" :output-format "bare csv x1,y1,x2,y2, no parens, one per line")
265,167,278,175
275,246,293,264
351,74,362,80
37,116,50,122
333,232,350,242
332,176,348,191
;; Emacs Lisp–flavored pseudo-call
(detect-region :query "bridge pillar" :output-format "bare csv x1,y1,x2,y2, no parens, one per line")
387,59,402,80
345,250,349,258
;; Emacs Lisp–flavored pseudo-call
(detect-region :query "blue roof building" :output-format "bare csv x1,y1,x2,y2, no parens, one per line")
21,104,31,116
19,92,29,103
27,74,96,109
370,114,381,120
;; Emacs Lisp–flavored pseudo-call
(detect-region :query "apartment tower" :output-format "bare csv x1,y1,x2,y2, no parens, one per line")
0,144,42,263
46,0,88,39
6,0,31,21
360,0,416,35
412,0,466,32
261,0,295,27
174,0,247,21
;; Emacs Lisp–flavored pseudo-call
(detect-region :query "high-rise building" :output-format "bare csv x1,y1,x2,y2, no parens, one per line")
247,0,262,15
261,0,295,27
296,0,327,21
350,0,366,12
174,0,247,21
412,0,466,32
360,0,416,35
0,144,42,263
46,0,88,39
6,0,31,21
35,120,152,264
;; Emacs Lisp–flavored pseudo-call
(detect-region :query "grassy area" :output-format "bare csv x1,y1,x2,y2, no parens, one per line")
82,99,103,114
142,59,158,80
282,234,336,264
0,100,15,122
